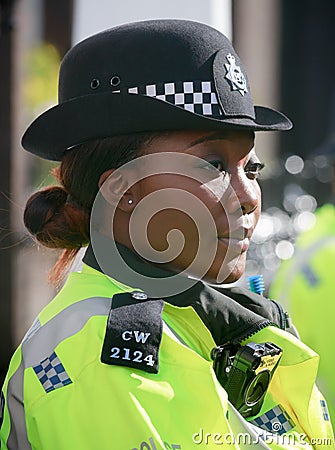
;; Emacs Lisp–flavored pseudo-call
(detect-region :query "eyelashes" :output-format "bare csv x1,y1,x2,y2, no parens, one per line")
205,160,225,172
202,159,265,179
244,162,265,179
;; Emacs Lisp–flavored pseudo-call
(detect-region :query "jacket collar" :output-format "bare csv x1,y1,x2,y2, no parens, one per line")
83,239,282,345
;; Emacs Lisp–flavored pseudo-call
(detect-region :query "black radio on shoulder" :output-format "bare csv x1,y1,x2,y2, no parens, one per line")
211,341,282,418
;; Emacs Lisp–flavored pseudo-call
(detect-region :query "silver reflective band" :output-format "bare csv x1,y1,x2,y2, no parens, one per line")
5,296,112,449
6,362,32,450
22,317,41,344
22,297,111,367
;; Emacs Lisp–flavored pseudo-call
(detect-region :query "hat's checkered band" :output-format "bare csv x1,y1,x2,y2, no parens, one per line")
0,391,5,428
321,399,330,421
114,81,223,118
33,351,72,393
249,405,294,436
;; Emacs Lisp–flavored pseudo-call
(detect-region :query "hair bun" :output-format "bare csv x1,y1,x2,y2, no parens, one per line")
24,187,67,235
24,186,89,249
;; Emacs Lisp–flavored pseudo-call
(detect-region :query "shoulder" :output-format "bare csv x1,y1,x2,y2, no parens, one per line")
20,268,131,384
36,265,125,324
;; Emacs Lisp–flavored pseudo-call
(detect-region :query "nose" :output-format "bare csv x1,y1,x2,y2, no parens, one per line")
225,171,260,215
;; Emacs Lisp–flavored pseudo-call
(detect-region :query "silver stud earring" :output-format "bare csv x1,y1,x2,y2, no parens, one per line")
128,199,133,205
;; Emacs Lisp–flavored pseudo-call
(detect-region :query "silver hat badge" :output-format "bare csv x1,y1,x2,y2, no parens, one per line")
224,54,248,96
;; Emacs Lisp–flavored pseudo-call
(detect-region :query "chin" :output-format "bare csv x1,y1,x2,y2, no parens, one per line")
203,253,247,285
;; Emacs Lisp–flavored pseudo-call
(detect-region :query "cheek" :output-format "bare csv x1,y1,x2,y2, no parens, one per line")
146,209,199,250
139,176,221,236
133,183,220,270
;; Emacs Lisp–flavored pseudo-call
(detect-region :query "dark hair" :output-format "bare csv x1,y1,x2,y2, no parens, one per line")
23,132,159,285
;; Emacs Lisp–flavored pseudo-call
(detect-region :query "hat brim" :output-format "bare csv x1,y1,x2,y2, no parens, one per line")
22,92,292,161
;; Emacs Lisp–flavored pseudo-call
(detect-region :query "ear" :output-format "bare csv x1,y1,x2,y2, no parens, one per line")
98,169,135,212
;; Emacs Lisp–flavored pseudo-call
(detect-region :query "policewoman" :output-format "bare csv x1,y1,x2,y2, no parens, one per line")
1,20,333,450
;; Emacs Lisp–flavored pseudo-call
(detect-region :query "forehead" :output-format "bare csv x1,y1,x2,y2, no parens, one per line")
143,130,255,155
129,129,255,188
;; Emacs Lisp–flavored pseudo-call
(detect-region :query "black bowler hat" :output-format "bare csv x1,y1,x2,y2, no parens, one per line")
22,19,292,161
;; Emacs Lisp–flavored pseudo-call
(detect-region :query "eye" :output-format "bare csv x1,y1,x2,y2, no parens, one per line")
245,162,265,179
201,159,226,173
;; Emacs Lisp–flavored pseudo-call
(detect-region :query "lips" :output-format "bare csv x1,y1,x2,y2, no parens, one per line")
216,213,255,254
219,226,253,241
217,223,254,254
218,236,250,253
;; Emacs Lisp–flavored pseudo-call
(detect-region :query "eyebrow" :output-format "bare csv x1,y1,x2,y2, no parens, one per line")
187,130,255,149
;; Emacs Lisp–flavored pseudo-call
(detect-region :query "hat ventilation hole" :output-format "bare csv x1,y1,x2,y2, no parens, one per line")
90,79,100,89
110,76,121,87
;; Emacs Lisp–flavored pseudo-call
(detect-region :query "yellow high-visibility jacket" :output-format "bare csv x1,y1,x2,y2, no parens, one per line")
1,245,334,449
271,203,335,429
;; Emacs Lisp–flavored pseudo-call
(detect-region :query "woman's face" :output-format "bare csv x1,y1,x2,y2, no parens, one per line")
113,129,262,284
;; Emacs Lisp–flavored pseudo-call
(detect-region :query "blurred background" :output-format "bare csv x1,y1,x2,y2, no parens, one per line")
1,0,335,385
